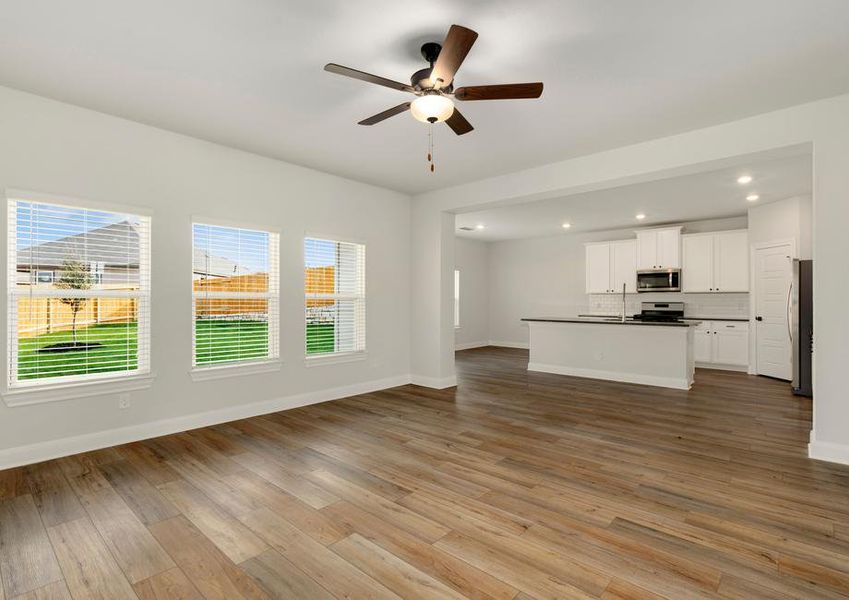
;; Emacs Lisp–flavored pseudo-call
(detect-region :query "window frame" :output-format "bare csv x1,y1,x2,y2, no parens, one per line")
190,218,281,379
303,235,367,365
3,190,154,406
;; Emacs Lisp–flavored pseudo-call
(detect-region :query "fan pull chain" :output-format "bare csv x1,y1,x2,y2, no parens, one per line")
427,123,435,173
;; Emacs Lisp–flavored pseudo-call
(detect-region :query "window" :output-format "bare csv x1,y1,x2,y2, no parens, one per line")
33,271,54,285
7,197,151,387
304,238,365,357
192,223,279,369
454,269,460,328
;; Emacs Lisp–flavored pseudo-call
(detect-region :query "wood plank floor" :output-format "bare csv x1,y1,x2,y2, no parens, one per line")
2,346,849,599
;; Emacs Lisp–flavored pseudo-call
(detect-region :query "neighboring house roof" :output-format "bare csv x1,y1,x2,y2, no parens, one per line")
17,221,251,277
192,247,252,277
16,221,140,269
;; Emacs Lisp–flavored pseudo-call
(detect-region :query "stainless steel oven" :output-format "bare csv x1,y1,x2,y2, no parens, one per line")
636,269,681,293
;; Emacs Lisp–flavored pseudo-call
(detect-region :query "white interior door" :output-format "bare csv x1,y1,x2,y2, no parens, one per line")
754,243,793,380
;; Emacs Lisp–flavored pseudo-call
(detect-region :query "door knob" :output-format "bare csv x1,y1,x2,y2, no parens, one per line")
756,316,763,321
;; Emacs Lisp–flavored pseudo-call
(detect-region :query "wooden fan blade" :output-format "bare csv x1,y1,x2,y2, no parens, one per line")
430,25,478,89
358,102,412,125
445,108,474,135
324,63,415,93
454,82,544,101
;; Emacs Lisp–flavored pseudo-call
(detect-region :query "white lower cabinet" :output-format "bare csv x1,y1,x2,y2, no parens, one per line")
694,321,713,363
694,320,749,369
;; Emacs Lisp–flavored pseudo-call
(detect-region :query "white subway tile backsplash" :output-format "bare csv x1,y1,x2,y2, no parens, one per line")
584,293,749,318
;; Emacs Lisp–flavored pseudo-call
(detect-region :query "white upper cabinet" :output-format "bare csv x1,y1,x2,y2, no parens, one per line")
636,230,658,270
636,227,681,269
682,229,749,293
586,240,635,294
657,228,681,269
585,242,612,293
612,240,637,294
682,235,714,292
714,230,749,292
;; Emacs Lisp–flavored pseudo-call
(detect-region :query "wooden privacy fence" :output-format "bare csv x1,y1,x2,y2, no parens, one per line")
305,266,335,308
17,296,137,338
18,269,336,336
193,273,269,317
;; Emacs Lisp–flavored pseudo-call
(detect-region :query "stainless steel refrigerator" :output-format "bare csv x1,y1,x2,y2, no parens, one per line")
791,259,813,397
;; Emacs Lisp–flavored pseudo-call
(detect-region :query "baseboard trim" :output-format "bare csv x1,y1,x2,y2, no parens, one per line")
454,341,489,351
527,362,691,390
409,374,457,389
696,362,749,373
808,438,849,466
0,374,411,470
488,340,529,349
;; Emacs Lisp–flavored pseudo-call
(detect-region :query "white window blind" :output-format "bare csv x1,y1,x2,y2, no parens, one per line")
454,269,460,328
7,198,151,387
304,238,366,356
192,223,279,368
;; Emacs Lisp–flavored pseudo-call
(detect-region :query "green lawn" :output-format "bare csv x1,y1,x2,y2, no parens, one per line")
17,320,337,380
17,322,138,380
195,320,269,365
306,322,335,354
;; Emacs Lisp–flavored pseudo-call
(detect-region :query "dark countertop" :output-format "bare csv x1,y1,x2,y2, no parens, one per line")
682,316,749,322
522,317,697,328
578,313,749,323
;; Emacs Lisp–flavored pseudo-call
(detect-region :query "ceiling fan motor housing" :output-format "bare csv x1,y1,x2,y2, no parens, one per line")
411,43,453,92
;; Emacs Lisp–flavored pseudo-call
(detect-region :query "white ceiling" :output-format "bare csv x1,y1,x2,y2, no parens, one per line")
455,153,812,241
0,1,847,194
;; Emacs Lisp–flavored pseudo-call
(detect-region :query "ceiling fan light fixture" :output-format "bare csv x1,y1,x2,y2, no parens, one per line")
411,94,455,123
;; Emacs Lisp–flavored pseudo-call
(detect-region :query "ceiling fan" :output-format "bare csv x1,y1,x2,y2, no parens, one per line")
324,24,544,136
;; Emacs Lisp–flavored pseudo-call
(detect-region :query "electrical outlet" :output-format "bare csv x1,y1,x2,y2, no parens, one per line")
118,393,131,409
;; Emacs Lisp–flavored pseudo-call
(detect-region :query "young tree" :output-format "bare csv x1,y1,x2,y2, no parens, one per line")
56,258,93,344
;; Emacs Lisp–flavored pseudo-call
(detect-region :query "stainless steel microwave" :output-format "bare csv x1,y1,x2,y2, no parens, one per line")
636,269,681,293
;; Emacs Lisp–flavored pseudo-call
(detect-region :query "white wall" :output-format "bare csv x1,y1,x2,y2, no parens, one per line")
453,238,489,349
0,86,412,466
410,92,849,465
748,195,813,258
487,216,748,347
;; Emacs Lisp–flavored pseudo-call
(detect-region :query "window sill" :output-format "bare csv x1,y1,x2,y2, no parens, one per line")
190,359,282,382
2,373,156,407
304,351,367,367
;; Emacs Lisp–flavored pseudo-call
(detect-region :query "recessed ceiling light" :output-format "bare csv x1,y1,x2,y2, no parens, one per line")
475,224,485,230
746,194,759,202
635,214,646,220
737,175,753,184
561,222,571,229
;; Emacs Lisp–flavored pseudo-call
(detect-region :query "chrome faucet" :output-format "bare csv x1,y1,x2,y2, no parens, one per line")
621,283,627,322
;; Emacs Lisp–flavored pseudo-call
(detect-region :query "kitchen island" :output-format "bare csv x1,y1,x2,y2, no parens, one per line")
522,317,698,390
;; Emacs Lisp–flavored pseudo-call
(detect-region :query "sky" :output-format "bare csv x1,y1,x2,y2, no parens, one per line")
16,200,336,273
16,201,136,250
193,223,269,273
